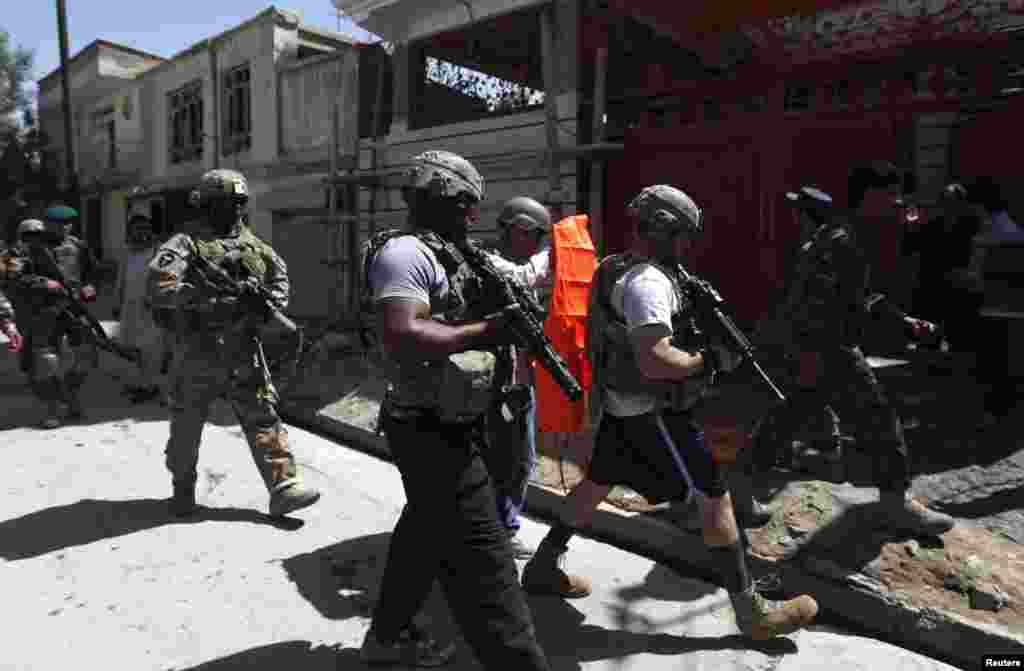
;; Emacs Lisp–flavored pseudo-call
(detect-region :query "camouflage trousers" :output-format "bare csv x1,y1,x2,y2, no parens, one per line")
755,345,911,492
20,316,98,402
165,333,299,495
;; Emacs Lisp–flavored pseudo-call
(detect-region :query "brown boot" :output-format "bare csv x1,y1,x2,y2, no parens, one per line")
730,584,818,641
521,539,592,598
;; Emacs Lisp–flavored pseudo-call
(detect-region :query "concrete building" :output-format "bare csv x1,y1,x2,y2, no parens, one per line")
37,6,373,319
333,0,1024,325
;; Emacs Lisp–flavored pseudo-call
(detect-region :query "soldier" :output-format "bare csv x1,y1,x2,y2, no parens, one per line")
752,187,845,477
359,151,551,669
521,185,820,641
484,196,553,559
0,214,100,428
147,169,320,518
755,162,955,537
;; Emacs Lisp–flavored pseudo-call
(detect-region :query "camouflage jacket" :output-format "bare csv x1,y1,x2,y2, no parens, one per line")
0,237,99,317
787,216,906,349
147,222,289,334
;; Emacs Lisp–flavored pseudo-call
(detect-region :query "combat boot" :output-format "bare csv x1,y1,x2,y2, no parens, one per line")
170,482,198,517
729,583,818,641
268,481,321,517
877,491,954,537
521,538,592,598
40,401,61,430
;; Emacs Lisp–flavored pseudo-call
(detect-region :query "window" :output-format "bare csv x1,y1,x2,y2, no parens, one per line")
168,80,204,165
222,63,252,156
410,7,545,129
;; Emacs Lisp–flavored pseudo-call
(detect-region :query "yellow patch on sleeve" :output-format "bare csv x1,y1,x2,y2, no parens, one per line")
157,271,179,290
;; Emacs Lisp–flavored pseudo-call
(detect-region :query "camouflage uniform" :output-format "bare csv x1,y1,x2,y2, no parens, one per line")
0,216,100,424
148,169,319,518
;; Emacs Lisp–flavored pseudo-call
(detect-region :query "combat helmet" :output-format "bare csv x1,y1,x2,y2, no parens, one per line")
17,218,46,239
189,169,249,210
628,185,702,241
498,196,552,233
405,150,484,204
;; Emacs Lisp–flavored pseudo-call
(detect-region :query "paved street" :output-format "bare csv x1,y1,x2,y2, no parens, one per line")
0,347,961,671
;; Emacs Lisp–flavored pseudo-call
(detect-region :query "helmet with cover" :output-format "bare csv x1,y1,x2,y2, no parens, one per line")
404,150,484,205
628,185,702,242
498,196,551,233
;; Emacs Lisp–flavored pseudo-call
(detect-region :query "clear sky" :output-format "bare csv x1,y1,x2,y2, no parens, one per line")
5,1,379,93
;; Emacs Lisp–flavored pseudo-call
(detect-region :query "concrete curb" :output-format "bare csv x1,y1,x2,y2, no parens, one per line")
280,400,1024,671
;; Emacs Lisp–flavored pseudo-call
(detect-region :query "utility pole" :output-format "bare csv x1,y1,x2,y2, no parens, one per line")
56,0,79,207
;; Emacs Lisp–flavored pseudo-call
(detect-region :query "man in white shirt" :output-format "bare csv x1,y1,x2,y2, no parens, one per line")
521,184,819,642
484,197,552,559
115,215,163,403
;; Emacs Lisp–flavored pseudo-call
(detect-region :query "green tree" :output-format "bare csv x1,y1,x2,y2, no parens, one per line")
0,28,34,139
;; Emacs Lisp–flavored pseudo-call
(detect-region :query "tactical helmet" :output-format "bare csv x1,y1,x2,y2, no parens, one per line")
17,219,46,237
628,185,702,240
189,169,249,210
405,150,484,203
498,196,551,233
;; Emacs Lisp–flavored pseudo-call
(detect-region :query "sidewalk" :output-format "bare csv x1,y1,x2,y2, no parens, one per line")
277,336,1024,671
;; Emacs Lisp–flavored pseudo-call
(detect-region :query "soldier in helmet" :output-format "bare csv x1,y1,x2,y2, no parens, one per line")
481,196,553,560
521,185,820,642
146,169,320,518
757,163,954,537
0,214,100,428
359,151,551,669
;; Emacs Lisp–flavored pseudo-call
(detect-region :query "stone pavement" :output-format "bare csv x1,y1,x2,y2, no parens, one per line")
0,329,961,671
276,331,1024,670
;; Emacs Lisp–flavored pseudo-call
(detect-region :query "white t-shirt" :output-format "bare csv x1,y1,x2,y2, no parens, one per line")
604,263,681,417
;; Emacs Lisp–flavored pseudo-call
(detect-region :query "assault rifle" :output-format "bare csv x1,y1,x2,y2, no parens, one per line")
187,248,305,377
187,250,299,335
675,265,787,403
35,247,139,363
459,240,583,402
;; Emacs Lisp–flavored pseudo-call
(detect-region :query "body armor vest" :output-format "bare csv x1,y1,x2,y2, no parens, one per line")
587,254,711,416
360,229,507,423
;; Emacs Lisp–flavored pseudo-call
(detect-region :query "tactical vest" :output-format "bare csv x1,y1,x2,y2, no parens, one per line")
153,225,275,332
587,253,711,418
360,229,507,423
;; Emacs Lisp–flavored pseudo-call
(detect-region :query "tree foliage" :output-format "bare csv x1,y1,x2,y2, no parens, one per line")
0,28,34,139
